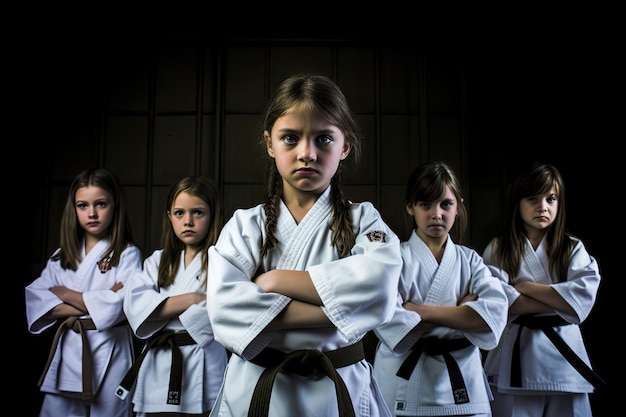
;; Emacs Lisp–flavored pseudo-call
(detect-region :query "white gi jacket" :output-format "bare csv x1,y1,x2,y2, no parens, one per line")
25,240,141,415
482,235,601,394
123,249,228,415
373,232,508,416
206,187,402,417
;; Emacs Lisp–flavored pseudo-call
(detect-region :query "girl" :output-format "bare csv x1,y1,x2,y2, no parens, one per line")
481,162,604,417
25,167,141,417
373,161,508,416
206,74,403,417
120,176,228,416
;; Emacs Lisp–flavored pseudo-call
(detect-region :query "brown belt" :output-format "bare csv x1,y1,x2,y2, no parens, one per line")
247,340,365,417
39,317,98,400
116,330,196,405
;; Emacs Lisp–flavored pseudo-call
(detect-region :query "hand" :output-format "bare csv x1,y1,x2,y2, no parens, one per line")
459,293,478,305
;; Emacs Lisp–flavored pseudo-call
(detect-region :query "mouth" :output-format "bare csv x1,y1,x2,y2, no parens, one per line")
295,168,317,175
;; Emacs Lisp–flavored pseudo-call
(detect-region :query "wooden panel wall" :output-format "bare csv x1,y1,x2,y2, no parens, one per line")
36,38,471,260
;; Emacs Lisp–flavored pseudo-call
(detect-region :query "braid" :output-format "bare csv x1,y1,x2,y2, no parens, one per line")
329,175,354,258
261,165,282,259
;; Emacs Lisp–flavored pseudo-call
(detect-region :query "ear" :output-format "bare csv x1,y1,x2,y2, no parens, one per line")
405,203,414,216
340,142,352,160
265,131,274,158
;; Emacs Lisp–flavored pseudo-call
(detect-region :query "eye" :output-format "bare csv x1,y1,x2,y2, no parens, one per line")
173,209,184,217
419,202,430,209
281,135,298,145
442,201,454,209
76,202,87,209
316,135,333,145
96,201,108,208
547,195,557,203
192,209,206,217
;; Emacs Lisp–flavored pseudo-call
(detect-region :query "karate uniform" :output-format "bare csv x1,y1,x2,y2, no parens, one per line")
373,232,508,416
206,187,402,417
25,240,141,417
481,235,601,417
123,249,228,415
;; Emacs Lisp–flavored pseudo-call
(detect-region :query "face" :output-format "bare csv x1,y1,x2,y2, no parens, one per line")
406,185,458,242
168,191,211,250
75,186,115,240
519,186,558,235
265,106,351,198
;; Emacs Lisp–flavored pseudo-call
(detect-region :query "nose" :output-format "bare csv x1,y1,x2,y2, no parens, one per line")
184,214,194,226
298,139,316,162
88,206,98,218
432,209,442,220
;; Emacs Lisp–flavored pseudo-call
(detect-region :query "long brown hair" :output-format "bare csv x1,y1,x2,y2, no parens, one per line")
158,176,222,288
53,167,135,271
492,162,574,283
259,74,362,259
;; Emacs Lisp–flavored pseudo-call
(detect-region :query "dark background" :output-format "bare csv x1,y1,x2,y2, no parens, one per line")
14,22,616,416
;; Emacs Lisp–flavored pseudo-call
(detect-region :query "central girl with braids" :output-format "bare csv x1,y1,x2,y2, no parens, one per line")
206,74,402,417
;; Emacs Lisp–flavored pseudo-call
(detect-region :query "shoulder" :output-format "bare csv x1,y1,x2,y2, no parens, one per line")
227,204,266,224
456,243,481,258
121,244,142,257
218,204,266,244
348,200,384,222
145,248,164,262
567,235,591,257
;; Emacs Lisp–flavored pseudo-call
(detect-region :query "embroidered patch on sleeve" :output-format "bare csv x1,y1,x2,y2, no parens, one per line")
367,230,387,242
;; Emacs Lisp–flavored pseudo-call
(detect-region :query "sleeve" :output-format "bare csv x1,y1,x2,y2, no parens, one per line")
482,238,521,306
207,207,290,357
123,250,171,338
84,245,142,329
462,249,509,350
551,239,601,324
180,300,216,347
25,251,65,334
308,202,403,342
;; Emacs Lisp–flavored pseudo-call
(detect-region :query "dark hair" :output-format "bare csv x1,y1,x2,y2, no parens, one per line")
493,162,574,283
259,74,362,259
158,176,222,288
404,161,468,243
53,167,135,271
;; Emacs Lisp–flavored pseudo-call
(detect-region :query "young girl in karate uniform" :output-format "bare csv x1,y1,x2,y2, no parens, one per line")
373,160,508,417
26,167,141,417
482,162,604,417
206,74,403,417
120,175,228,416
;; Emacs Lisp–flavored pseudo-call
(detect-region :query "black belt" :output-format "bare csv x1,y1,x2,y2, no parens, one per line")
39,317,98,400
511,314,607,389
247,341,365,417
116,330,196,404
396,337,472,404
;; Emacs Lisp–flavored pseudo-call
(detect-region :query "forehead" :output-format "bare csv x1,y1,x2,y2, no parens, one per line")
172,191,208,208
532,186,558,197
275,106,335,130
75,186,111,201
432,184,456,201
